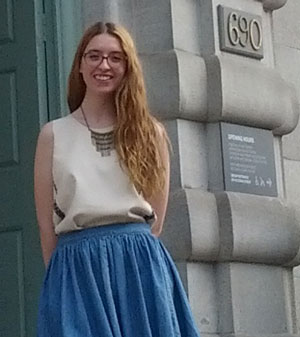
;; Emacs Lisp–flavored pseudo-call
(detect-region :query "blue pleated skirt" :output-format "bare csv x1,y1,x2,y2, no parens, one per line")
37,223,201,337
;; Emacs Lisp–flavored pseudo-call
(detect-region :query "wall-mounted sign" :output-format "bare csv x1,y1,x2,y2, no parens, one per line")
218,5,264,59
221,123,277,197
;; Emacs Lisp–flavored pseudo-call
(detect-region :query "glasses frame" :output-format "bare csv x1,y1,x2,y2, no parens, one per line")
82,50,127,68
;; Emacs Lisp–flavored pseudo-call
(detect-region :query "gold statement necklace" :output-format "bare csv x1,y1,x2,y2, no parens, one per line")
80,105,115,157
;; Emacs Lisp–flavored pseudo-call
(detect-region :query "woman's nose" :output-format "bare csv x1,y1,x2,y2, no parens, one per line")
98,57,111,69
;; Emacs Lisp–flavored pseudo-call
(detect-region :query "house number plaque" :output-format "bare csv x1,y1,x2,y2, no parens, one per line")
218,5,264,59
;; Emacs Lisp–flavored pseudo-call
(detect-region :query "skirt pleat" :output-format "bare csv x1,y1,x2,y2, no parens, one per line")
37,223,201,337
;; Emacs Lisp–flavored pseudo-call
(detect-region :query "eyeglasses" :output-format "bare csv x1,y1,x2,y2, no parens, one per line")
83,51,127,67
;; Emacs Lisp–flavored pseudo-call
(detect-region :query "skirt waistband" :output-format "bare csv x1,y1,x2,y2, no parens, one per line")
57,223,151,245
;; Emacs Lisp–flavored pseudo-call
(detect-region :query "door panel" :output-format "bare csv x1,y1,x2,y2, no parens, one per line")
0,1,46,336
0,231,24,337
0,0,14,43
0,72,18,166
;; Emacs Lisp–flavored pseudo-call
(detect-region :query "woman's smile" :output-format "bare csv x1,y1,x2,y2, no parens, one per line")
93,74,113,81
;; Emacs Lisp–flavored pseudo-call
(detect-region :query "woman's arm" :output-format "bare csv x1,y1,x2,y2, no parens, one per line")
34,122,57,267
147,124,170,237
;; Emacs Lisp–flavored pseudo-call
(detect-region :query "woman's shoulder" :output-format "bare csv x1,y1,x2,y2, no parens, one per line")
152,118,168,142
38,114,74,143
151,118,171,154
151,117,164,134
35,121,54,155
38,121,54,143
51,114,73,127
51,114,80,135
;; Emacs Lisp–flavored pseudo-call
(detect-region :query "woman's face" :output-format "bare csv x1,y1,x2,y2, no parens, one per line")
80,33,127,96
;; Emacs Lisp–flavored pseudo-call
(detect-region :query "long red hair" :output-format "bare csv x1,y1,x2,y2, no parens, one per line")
67,22,169,198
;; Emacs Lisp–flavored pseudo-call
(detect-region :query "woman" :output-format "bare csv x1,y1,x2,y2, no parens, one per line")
35,21,201,337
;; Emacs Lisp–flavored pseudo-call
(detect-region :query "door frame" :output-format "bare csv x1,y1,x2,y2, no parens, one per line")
35,0,83,126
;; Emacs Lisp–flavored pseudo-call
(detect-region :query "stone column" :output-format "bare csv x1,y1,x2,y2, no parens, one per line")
83,1,300,336
272,0,300,332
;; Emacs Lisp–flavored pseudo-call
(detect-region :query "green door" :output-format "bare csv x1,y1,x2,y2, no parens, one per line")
0,1,49,336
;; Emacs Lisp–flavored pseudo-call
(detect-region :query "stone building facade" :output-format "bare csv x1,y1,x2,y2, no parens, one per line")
83,1,300,336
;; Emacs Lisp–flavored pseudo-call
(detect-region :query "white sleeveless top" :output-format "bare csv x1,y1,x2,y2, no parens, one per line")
52,114,155,235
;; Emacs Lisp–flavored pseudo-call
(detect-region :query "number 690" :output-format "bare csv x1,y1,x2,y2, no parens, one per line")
228,12,262,51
